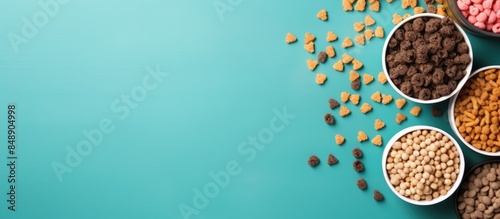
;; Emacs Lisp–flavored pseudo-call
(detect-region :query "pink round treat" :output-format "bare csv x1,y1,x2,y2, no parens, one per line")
475,22,486,29
477,12,488,22
488,11,497,23
487,23,494,30
483,0,493,9
470,6,480,15
492,23,500,33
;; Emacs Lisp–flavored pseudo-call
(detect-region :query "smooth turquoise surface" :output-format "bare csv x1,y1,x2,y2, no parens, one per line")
1,0,500,218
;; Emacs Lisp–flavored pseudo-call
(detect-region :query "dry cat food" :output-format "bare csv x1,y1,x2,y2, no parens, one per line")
386,129,461,201
352,78,361,90
453,68,500,152
285,32,297,44
328,154,339,165
353,147,363,158
307,59,319,71
352,59,363,70
355,34,365,46
336,134,346,145
341,92,350,102
326,31,338,42
353,160,365,172
326,45,336,57
316,73,327,85
340,106,351,116
395,98,407,109
378,72,388,84
342,37,354,48
371,91,382,102
350,70,360,81
374,190,384,201
432,106,443,117
350,94,361,105
396,112,407,124
325,113,335,124
308,155,320,167
317,9,328,21
357,178,368,190
329,98,340,109
374,119,386,130
318,51,328,63
385,16,471,101
457,162,500,219
342,54,354,63
382,94,393,104
410,106,422,116
372,135,383,146
358,130,369,142
360,103,373,113
333,60,344,72
363,74,374,84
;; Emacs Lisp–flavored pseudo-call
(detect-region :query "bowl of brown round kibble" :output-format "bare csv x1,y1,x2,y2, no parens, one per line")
449,66,500,156
455,160,500,219
382,125,466,205
382,13,473,104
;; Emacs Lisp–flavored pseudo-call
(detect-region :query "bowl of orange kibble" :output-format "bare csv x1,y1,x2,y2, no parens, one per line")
448,66,500,156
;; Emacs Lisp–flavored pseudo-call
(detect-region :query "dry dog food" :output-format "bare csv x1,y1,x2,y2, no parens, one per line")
355,0,367,11
385,16,471,101
357,178,368,190
326,45,336,57
386,129,461,201
457,162,500,219
341,92,350,102
396,112,407,124
343,0,354,11
352,78,361,90
353,147,363,158
374,190,384,201
371,91,382,102
360,103,373,113
304,42,315,53
308,155,320,167
305,32,316,43
375,26,384,38
328,154,339,165
350,94,361,105
395,98,407,109
374,119,386,130
369,0,380,11
414,6,425,14
378,72,388,84
355,34,365,46
326,31,338,42
393,13,404,24
382,94,393,104
410,106,422,116
365,15,376,26
372,135,383,146
358,130,369,142
285,32,297,44
350,70,360,81
353,160,365,172
432,106,443,117
365,29,375,40
336,134,346,145
342,37,354,48
317,9,328,21
354,22,365,32
340,106,351,116
402,0,418,9
329,98,340,109
352,59,363,70
318,51,328,63
307,59,319,71
333,60,344,72
325,113,335,124
316,73,327,85
342,54,354,63
453,68,500,152
363,74,374,84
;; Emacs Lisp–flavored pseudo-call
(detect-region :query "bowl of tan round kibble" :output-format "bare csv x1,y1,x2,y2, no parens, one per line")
449,66,500,156
455,160,500,219
382,125,465,205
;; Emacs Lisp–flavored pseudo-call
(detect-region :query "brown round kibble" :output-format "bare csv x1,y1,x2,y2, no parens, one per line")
329,98,340,109
318,51,327,63
453,68,500,153
352,147,363,158
308,155,320,167
324,113,335,125
357,178,367,190
353,160,364,172
386,129,461,202
385,16,470,101
457,162,500,218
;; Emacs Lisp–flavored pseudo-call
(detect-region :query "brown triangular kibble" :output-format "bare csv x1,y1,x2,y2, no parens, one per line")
327,154,339,165
374,190,384,201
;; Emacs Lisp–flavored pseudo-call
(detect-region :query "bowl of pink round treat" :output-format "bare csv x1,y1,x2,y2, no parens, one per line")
445,0,500,37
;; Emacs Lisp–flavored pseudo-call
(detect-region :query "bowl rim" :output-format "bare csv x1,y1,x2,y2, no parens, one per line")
448,65,500,156
454,159,500,218
381,13,473,104
446,0,500,38
382,125,466,205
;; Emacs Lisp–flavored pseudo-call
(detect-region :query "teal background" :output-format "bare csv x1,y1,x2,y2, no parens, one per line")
1,0,500,218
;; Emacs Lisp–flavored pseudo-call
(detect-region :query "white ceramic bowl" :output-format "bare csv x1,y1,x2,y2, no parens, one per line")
448,65,500,156
381,13,473,104
382,125,466,205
